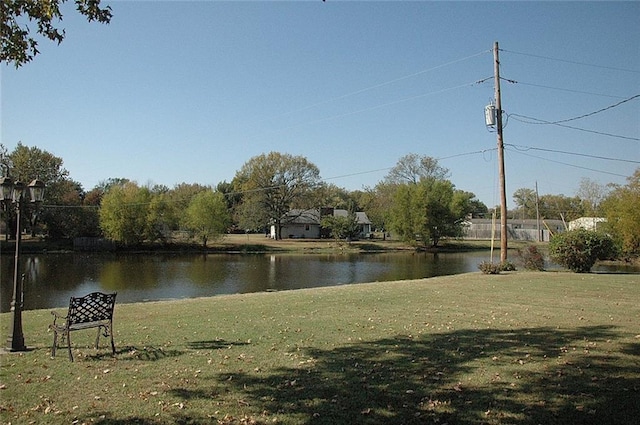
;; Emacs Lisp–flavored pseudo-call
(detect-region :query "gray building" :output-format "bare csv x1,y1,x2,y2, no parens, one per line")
462,218,565,242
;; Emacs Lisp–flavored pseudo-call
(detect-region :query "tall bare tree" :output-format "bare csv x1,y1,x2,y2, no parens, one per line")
576,177,608,216
384,154,450,185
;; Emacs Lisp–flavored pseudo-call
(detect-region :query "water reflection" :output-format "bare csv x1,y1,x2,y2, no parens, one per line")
3,251,635,313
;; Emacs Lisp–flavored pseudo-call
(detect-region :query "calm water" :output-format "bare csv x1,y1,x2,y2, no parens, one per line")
3,252,637,313
1,251,492,312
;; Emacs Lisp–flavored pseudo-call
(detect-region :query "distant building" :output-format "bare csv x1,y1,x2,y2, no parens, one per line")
270,208,372,239
568,217,606,232
462,218,565,242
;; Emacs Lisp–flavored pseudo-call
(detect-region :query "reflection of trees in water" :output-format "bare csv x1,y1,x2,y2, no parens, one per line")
100,256,168,290
1,254,105,312
184,254,230,286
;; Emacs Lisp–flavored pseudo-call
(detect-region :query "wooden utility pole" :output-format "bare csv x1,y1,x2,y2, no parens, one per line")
535,181,541,242
494,41,508,262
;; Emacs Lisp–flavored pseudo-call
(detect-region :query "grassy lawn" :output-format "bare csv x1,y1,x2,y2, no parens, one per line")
214,234,511,253
1,271,639,424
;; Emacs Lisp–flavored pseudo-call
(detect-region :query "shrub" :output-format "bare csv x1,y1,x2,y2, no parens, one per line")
500,260,517,272
549,228,617,273
478,261,501,274
518,245,546,271
477,261,515,274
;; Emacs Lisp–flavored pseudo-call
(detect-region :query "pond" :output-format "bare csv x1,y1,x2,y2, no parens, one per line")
2,251,637,313
1,251,494,312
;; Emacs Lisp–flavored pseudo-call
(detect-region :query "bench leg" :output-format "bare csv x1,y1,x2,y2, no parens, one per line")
95,327,102,350
67,332,74,362
95,324,116,356
51,330,58,358
109,325,116,355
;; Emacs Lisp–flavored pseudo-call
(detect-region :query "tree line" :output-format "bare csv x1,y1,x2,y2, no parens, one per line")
1,143,638,256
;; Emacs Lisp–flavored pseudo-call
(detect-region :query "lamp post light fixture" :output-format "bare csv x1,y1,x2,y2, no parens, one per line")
1,176,45,352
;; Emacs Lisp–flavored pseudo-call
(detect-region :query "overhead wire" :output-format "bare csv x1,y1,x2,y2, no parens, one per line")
506,144,640,164
546,94,640,124
509,94,639,125
255,49,492,124
501,49,640,74
505,146,630,178
508,113,639,141
270,81,481,133
321,148,497,184
507,80,628,99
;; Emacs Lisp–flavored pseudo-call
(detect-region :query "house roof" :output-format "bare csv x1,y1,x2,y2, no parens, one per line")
285,209,321,224
333,209,372,225
284,209,371,225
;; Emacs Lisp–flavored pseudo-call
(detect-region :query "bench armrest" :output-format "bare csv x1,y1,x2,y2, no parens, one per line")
50,310,67,326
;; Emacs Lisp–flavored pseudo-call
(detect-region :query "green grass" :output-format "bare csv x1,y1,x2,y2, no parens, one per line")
1,271,639,424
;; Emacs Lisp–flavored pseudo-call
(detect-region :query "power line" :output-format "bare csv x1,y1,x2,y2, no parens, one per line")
507,80,628,99
501,49,640,74
506,144,640,164
266,81,480,133
255,50,491,124
509,113,640,141
505,146,630,178
550,94,640,124
511,94,640,125
321,149,498,184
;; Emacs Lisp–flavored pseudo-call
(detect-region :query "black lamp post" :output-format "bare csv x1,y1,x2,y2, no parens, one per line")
1,176,45,352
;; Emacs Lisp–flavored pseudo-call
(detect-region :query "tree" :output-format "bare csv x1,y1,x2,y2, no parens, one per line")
310,182,354,210
384,154,450,185
45,178,101,238
390,179,474,247
183,190,230,247
166,182,210,229
146,191,173,243
366,182,397,234
538,194,584,222
549,228,617,273
235,152,321,239
350,188,383,230
321,209,360,241
99,182,152,245
601,168,640,256
2,0,112,67
576,177,608,216
3,142,73,237
467,192,489,217
512,188,537,220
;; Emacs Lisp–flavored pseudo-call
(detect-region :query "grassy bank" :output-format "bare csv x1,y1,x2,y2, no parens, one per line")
4,233,526,255
1,272,639,424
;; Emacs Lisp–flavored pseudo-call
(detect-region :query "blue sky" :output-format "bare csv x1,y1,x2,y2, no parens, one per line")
2,1,639,209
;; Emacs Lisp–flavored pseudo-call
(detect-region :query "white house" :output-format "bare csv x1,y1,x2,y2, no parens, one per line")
270,208,372,239
568,217,606,231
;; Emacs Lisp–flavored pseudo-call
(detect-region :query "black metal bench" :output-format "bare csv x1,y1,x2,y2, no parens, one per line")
49,292,117,361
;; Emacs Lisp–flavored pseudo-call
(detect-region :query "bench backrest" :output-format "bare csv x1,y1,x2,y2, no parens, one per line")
67,292,116,326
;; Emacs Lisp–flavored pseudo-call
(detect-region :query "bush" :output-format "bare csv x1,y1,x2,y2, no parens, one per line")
549,229,617,273
478,261,501,274
500,260,517,272
518,245,546,271
478,260,516,275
